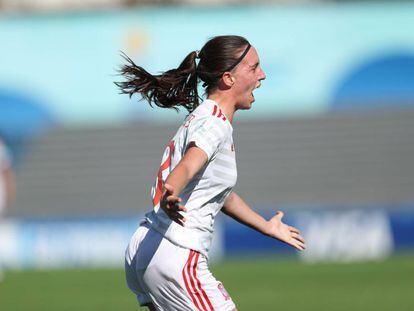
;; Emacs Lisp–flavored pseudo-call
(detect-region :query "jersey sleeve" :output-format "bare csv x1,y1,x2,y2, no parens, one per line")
187,116,230,161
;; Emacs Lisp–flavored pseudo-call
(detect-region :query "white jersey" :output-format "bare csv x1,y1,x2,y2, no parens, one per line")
145,99,237,257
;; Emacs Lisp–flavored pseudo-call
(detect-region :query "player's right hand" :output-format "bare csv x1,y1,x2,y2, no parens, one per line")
160,183,187,226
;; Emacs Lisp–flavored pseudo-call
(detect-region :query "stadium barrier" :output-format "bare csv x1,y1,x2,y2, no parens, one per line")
1,206,413,269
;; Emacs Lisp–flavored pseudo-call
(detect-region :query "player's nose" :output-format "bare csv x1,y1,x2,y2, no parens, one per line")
258,67,266,81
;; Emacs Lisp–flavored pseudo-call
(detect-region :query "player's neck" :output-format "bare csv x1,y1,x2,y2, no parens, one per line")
207,93,236,124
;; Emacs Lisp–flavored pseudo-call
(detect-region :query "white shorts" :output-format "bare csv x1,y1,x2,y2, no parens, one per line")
125,221,236,311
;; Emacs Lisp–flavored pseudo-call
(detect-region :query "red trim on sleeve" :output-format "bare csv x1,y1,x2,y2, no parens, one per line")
212,105,218,116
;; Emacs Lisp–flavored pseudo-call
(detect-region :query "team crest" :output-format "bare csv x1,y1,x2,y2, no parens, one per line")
218,283,231,301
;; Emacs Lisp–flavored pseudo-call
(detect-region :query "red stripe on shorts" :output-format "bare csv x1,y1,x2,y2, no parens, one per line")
193,252,215,311
188,251,209,311
182,251,204,311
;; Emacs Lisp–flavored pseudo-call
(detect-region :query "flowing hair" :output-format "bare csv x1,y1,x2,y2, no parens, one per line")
115,35,250,113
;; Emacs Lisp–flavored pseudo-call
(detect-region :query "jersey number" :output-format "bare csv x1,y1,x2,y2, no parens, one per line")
152,140,175,207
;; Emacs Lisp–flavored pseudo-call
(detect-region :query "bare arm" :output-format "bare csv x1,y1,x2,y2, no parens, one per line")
160,143,208,225
164,143,208,196
222,191,306,251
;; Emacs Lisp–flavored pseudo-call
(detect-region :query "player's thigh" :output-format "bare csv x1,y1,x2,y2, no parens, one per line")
139,237,196,310
126,226,237,311
125,223,155,306
183,250,236,311
125,224,194,309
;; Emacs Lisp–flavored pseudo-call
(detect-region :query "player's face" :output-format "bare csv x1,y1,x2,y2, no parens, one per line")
231,46,266,110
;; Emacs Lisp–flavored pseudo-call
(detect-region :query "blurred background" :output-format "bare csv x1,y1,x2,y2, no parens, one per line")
0,0,413,310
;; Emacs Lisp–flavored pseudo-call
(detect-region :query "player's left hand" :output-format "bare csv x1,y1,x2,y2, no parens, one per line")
267,211,306,251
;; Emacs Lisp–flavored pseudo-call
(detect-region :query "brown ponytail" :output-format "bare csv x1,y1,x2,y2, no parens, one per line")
115,51,200,112
116,35,250,112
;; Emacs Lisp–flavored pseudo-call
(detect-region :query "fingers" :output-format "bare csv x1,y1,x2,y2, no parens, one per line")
291,232,305,244
286,225,306,250
162,198,187,226
290,232,306,250
289,226,300,234
270,211,306,251
165,195,187,212
167,210,186,227
160,186,187,226
161,184,187,212
163,183,174,196
292,240,306,251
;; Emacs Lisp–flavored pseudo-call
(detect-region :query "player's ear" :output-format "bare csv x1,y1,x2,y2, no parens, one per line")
222,72,234,88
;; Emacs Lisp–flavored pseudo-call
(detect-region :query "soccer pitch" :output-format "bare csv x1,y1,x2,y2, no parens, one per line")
0,255,412,311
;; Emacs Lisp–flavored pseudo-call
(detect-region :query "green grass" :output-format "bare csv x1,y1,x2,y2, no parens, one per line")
0,255,413,310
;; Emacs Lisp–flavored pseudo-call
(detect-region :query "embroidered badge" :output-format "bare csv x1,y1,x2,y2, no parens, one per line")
218,283,231,301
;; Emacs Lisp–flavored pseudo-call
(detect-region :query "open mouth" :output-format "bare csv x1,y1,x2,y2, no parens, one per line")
251,83,261,99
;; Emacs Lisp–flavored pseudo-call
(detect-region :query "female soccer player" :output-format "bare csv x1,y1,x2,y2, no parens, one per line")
117,35,306,311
